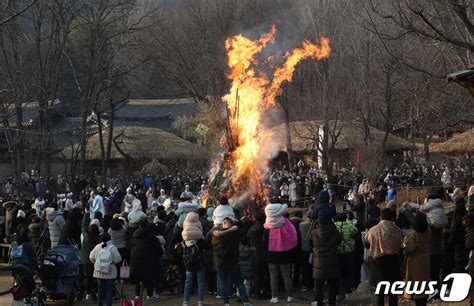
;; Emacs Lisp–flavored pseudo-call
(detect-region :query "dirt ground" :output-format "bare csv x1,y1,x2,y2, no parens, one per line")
0,268,469,306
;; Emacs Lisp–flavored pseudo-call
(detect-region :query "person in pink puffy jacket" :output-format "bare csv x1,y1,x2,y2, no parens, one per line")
264,200,297,304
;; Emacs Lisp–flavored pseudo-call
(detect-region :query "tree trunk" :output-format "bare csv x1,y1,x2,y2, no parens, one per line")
70,144,78,177
105,105,116,178
45,135,51,176
79,98,88,175
423,133,430,162
321,122,331,178
14,104,23,178
284,110,293,169
35,107,47,176
97,110,106,183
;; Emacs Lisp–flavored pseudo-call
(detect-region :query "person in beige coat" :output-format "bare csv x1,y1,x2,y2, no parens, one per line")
182,212,203,241
403,213,431,306
90,233,122,306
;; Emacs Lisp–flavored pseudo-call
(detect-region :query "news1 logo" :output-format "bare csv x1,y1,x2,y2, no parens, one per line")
375,273,472,302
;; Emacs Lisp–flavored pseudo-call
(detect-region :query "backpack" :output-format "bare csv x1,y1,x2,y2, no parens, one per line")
182,243,203,272
11,242,29,267
428,209,449,229
336,222,355,254
169,241,184,261
94,245,113,274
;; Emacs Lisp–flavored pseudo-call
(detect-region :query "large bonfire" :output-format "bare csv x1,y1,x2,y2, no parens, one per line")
206,26,331,209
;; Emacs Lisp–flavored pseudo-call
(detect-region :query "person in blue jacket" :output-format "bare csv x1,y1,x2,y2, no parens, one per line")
143,174,154,189
386,184,396,202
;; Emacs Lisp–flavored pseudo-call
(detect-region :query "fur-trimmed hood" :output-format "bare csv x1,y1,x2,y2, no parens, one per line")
213,225,238,237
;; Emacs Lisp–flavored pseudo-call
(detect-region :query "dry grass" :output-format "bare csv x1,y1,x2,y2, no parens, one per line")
395,187,431,205
59,126,210,161
431,129,474,154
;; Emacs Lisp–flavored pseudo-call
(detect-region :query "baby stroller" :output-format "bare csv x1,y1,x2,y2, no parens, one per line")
0,264,45,306
38,245,83,304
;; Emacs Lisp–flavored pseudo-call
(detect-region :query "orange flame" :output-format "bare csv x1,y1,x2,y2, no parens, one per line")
221,26,331,205
201,192,209,208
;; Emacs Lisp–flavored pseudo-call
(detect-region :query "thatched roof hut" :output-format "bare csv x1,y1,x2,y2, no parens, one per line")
271,120,414,152
431,129,474,154
59,126,210,161
138,159,169,175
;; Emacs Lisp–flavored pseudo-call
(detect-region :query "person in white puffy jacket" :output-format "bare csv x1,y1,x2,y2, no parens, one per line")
264,203,288,229
288,180,298,207
212,195,234,226
441,168,452,188
405,192,447,298
405,196,448,229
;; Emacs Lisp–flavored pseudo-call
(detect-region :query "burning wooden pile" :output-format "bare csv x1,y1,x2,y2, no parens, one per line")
205,26,331,210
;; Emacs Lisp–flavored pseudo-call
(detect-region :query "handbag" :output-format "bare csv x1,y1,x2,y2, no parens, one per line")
121,296,133,306
135,296,142,306
121,296,142,306
12,282,28,300
121,282,142,306
120,260,130,279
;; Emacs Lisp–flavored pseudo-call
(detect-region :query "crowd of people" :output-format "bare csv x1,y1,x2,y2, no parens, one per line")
267,159,472,207
1,160,474,306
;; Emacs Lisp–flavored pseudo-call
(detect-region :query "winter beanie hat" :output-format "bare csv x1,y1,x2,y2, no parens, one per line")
317,190,330,204
264,203,288,229
207,207,215,222
212,204,235,226
182,212,203,241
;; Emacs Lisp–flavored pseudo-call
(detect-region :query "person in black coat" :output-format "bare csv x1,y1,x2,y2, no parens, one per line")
247,212,270,298
198,208,213,237
164,213,178,241
449,198,469,273
463,205,474,304
347,211,365,290
130,219,162,300
353,197,366,227
58,207,83,246
137,189,147,213
290,213,303,288
212,217,250,305
12,224,37,272
204,226,217,295
366,198,381,227
153,209,167,236
441,210,455,279
309,221,342,306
